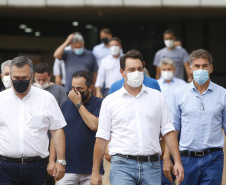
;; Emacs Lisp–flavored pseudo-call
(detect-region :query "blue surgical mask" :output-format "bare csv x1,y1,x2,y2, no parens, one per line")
193,69,209,85
74,48,84,55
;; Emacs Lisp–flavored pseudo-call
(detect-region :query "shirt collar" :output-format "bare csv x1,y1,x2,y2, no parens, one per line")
11,85,33,99
190,80,213,92
161,77,175,84
121,84,148,97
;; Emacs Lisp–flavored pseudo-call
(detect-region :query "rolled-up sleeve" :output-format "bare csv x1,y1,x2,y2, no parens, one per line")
160,95,175,136
96,97,112,140
170,91,181,131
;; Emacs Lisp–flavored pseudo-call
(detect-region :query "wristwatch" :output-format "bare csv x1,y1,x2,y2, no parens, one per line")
75,102,83,109
56,159,66,166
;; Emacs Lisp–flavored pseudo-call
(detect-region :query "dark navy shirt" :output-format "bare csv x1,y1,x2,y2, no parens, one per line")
62,49,98,92
61,95,104,174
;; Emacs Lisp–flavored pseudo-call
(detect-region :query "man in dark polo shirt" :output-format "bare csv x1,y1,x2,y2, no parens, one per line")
49,70,103,185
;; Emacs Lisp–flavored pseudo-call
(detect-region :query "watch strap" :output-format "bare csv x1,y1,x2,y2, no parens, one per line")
75,102,83,109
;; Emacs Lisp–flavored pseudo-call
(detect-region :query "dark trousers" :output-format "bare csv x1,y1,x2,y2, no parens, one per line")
44,173,55,185
0,159,47,185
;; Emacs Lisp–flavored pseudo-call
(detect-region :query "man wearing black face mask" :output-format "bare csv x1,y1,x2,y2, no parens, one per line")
49,71,104,185
93,28,112,67
0,56,67,185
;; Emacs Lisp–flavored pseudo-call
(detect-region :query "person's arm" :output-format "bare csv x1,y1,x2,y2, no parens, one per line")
54,34,74,59
155,66,161,79
55,75,62,86
163,131,184,184
95,87,103,98
68,90,98,131
92,71,97,96
162,130,178,182
47,138,57,176
50,128,66,181
90,138,108,185
184,62,193,82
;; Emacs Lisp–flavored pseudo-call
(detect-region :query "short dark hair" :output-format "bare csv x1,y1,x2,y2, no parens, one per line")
109,37,122,46
100,28,112,35
163,29,175,36
72,71,93,87
35,63,51,75
120,49,144,70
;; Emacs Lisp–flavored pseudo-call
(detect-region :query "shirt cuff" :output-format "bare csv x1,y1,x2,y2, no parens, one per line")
161,122,175,136
96,128,110,140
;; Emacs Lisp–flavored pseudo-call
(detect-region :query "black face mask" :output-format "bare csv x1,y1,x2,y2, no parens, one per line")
75,90,89,102
12,76,31,94
101,37,109,45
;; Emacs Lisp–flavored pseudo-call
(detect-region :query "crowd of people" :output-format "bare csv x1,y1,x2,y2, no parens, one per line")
0,27,225,185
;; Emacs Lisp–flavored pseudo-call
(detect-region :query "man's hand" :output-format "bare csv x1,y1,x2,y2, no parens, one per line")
90,172,102,185
66,33,75,44
68,90,82,105
47,162,55,176
163,159,174,182
173,161,184,184
53,162,65,181
104,146,111,162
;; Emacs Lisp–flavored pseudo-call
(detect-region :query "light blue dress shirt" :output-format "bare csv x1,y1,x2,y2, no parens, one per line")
157,77,186,105
171,81,226,151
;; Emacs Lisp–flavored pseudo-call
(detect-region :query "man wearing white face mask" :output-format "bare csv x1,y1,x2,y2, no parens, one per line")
54,32,98,94
1,60,12,91
158,58,186,105
164,49,226,185
34,63,67,106
153,29,192,83
95,37,123,98
91,50,184,185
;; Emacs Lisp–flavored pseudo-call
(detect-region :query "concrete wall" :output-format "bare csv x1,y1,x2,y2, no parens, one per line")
2,0,226,7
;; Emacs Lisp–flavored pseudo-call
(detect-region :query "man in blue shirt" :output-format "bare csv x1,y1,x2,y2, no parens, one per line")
49,71,104,185
164,49,226,185
54,32,98,93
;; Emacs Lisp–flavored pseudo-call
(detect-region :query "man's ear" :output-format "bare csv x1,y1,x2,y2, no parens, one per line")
89,85,94,92
120,68,124,77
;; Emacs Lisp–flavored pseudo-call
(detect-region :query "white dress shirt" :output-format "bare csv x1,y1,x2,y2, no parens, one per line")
92,43,111,67
157,77,186,105
0,86,67,158
96,85,175,156
95,55,122,89
53,45,71,85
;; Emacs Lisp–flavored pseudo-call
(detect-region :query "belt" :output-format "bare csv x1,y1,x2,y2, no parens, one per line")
180,148,222,157
115,153,159,162
0,155,48,164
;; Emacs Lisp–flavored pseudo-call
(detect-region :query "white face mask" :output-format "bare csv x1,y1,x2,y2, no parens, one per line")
161,71,174,81
35,80,49,89
110,46,120,56
126,71,144,88
3,76,11,89
164,40,174,48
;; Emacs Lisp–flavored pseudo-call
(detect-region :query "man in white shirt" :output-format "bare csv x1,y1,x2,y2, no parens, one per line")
0,56,67,185
157,57,186,104
1,60,12,91
90,50,184,185
95,37,123,98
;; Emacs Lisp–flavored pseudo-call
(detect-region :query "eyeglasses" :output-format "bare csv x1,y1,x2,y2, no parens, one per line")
196,96,205,110
27,111,34,125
